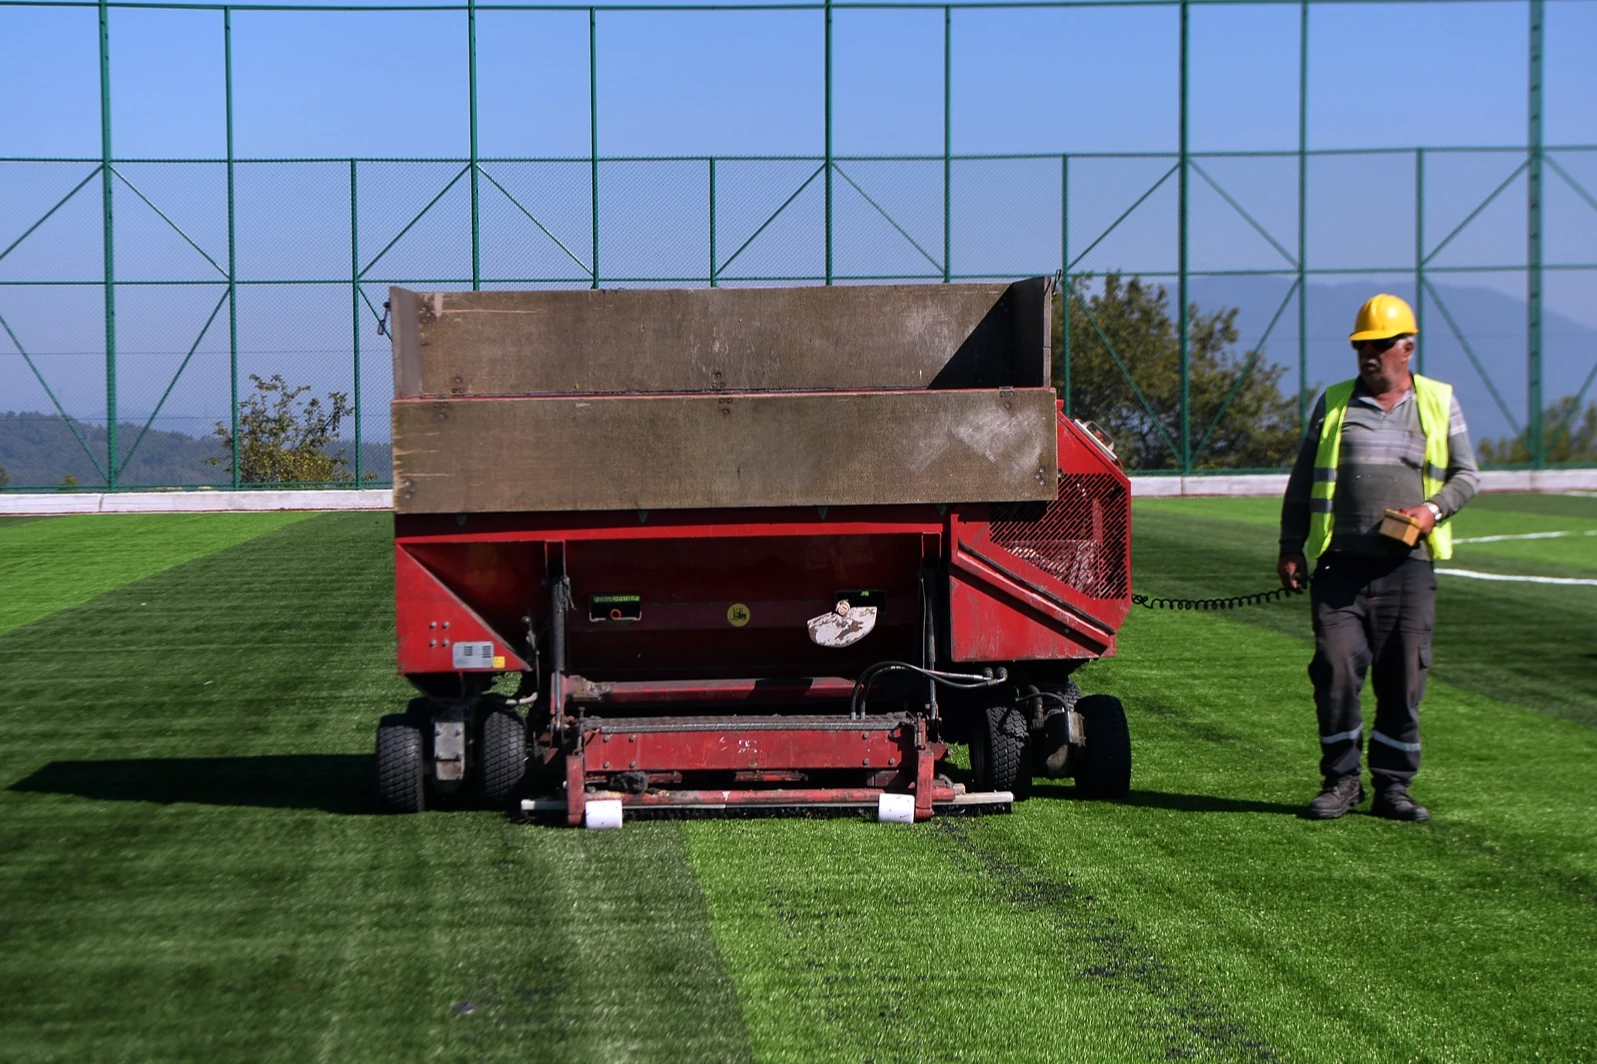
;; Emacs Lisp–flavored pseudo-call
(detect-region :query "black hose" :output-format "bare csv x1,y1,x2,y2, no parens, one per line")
1130,583,1306,611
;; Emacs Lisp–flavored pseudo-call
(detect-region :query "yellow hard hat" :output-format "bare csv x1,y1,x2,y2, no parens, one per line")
1349,294,1418,342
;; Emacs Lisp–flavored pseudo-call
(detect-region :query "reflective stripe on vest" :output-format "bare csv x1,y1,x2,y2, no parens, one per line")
1304,374,1454,561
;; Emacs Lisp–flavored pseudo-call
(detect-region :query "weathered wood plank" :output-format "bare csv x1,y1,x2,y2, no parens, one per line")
392,388,1059,514
390,280,1052,398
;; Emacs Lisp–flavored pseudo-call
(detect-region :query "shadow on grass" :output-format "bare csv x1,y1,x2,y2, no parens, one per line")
8,754,373,814
1029,783,1301,815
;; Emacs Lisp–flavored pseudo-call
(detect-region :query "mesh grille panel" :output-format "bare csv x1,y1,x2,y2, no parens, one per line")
988,473,1128,599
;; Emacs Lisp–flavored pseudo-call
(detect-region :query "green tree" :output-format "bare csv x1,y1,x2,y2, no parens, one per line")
1052,274,1302,470
1478,396,1597,464
0,464,9,487
208,374,359,484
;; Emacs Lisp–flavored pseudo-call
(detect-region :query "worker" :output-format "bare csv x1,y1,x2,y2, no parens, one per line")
1277,294,1479,822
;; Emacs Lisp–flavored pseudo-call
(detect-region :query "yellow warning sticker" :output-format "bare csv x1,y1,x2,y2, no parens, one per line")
726,603,751,627
492,655,506,669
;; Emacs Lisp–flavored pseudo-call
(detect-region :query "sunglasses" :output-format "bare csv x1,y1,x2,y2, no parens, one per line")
1352,336,1406,353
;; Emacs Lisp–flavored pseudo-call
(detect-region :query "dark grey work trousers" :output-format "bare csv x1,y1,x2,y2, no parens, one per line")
1309,552,1436,790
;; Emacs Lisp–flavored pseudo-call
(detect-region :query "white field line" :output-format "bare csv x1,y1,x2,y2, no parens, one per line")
1454,530,1597,544
1437,568,1597,587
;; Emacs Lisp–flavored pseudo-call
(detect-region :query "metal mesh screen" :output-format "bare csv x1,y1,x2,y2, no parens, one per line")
988,473,1129,600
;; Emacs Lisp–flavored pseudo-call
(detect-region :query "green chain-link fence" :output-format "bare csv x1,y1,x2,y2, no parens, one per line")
2,0,1594,489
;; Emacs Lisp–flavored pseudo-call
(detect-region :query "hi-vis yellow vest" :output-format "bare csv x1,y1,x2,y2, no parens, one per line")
1306,374,1454,561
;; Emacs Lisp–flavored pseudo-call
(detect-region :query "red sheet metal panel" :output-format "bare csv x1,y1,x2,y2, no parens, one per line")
946,412,1131,663
394,547,530,674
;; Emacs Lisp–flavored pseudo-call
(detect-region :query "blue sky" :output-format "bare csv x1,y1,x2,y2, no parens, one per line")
4,0,1595,158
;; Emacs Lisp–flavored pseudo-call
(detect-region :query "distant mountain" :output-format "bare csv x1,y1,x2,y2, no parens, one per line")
0,412,392,490
1183,278,1597,443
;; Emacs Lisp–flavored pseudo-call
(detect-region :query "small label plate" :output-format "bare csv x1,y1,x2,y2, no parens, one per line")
452,641,496,669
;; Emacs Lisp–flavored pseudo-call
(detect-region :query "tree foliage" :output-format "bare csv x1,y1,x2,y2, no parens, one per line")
208,374,360,484
1051,274,1303,470
1478,396,1597,464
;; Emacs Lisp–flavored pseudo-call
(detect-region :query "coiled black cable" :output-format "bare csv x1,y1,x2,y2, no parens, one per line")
1130,583,1306,611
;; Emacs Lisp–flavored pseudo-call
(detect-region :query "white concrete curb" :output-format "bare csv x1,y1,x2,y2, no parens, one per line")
0,489,392,515
2,470,1593,515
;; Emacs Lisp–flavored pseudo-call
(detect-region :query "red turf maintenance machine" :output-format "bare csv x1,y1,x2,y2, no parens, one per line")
378,279,1132,825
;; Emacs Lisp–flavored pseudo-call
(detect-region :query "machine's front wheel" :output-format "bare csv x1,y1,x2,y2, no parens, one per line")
477,705,527,809
970,702,1033,800
376,712,426,814
1073,694,1131,799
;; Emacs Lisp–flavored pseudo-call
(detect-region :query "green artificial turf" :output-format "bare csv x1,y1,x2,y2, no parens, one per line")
1130,492,1597,728
1,500,1593,1063
0,515,750,1064
0,512,314,635
687,597,1597,1064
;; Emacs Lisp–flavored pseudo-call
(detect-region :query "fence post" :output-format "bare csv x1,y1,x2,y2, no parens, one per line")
1527,0,1544,466
943,5,951,283
468,0,481,291
1061,153,1070,416
824,0,833,285
1415,148,1425,375
589,7,599,289
1297,0,1309,435
351,160,362,486
709,157,717,286
225,6,240,488
1177,0,1190,472
98,0,117,490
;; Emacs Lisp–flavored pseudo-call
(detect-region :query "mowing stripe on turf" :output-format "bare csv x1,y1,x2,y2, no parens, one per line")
0,513,753,1064
0,511,317,635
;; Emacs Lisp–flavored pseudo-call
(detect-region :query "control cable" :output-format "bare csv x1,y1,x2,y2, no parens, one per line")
1130,582,1307,611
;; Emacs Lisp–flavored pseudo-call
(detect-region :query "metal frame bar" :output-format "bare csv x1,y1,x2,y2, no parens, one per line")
475,164,592,274
1191,277,1300,462
98,0,117,488
225,6,239,486
831,163,943,272
1527,0,1544,466
589,6,599,288
1177,0,1189,471
1065,284,1181,460
117,286,230,476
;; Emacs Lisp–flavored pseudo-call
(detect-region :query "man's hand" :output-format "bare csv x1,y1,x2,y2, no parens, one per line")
1278,552,1309,592
1394,504,1438,535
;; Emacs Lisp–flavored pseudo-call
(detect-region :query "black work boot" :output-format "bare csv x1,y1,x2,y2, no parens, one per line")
1306,776,1365,820
1372,785,1430,822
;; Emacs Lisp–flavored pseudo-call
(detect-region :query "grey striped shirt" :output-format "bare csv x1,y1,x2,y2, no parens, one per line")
1280,382,1480,560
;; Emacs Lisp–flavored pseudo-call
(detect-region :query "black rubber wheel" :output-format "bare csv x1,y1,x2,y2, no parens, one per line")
1074,694,1131,799
969,702,1033,800
477,706,527,809
376,712,426,814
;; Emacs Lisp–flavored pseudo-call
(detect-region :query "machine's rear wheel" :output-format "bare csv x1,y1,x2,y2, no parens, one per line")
477,705,527,809
1073,694,1131,799
970,702,1033,800
376,712,426,814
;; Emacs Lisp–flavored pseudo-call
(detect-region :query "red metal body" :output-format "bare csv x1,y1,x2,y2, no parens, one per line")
394,405,1129,820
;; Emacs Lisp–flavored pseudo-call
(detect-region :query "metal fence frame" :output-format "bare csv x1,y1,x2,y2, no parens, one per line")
2,0,1595,488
